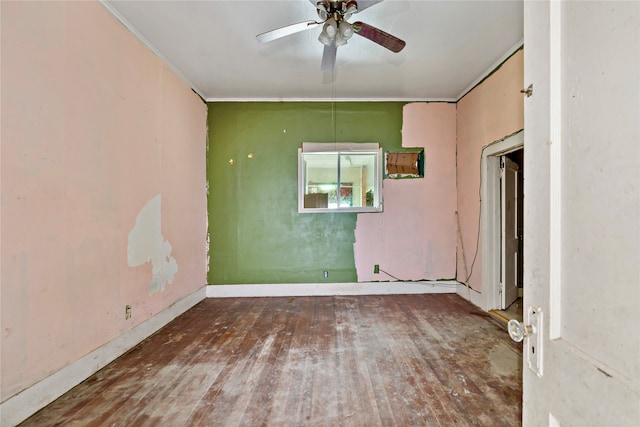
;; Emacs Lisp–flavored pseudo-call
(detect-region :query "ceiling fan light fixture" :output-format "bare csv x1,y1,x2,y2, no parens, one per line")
316,1,329,20
318,31,332,46
338,21,354,40
343,1,358,19
323,18,338,37
335,32,347,46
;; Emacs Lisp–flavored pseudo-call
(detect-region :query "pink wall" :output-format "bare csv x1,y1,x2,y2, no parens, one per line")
456,50,524,291
1,1,206,402
355,102,457,281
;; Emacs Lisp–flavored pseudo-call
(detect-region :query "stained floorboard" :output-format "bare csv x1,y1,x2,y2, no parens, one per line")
19,294,522,426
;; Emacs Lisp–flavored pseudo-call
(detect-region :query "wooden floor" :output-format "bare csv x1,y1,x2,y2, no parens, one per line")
20,294,523,426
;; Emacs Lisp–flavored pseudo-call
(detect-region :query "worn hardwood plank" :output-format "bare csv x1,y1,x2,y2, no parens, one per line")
19,294,522,427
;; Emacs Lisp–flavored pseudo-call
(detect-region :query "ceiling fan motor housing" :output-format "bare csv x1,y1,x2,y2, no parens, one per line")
316,1,358,22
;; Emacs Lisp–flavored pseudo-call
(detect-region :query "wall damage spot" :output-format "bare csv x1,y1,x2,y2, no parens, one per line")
128,195,178,294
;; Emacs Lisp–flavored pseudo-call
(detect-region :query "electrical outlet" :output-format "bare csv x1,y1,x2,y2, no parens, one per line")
374,264,380,274
323,270,329,279
125,305,132,320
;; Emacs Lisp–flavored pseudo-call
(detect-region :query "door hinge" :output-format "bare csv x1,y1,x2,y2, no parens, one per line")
520,84,533,97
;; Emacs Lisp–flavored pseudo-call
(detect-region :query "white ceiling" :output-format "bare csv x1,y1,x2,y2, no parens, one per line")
102,0,523,101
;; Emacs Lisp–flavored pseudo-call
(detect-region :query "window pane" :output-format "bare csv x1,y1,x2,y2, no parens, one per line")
304,153,337,208
340,153,376,208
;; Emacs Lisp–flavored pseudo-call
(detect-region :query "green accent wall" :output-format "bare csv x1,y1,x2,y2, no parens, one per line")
207,102,405,284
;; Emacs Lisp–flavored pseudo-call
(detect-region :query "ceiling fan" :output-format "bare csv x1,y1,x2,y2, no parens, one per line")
256,0,406,72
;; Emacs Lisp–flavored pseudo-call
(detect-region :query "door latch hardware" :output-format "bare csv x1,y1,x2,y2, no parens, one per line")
508,319,533,342
508,306,543,377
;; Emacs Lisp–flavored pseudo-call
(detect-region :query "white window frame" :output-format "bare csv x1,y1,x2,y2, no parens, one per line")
298,142,383,214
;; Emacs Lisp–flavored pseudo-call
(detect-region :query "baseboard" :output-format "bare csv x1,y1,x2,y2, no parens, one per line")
206,281,460,298
456,283,483,308
0,286,206,427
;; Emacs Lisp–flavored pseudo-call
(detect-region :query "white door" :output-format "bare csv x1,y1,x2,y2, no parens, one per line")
501,156,519,309
522,1,640,425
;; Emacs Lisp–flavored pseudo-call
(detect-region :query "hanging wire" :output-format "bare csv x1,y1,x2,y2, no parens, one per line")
464,150,483,283
377,267,459,288
332,64,337,147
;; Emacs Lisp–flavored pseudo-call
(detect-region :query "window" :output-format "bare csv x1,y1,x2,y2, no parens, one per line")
298,142,383,213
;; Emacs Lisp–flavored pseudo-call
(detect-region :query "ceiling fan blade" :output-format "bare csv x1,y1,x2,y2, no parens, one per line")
256,21,320,43
321,43,337,72
352,21,406,53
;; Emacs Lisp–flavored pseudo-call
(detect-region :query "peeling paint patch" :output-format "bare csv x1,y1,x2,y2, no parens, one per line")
206,232,211,275
128,195,178,294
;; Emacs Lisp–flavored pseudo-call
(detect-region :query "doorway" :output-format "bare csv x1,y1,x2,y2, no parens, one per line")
480,130,524,320
497,149,524,320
